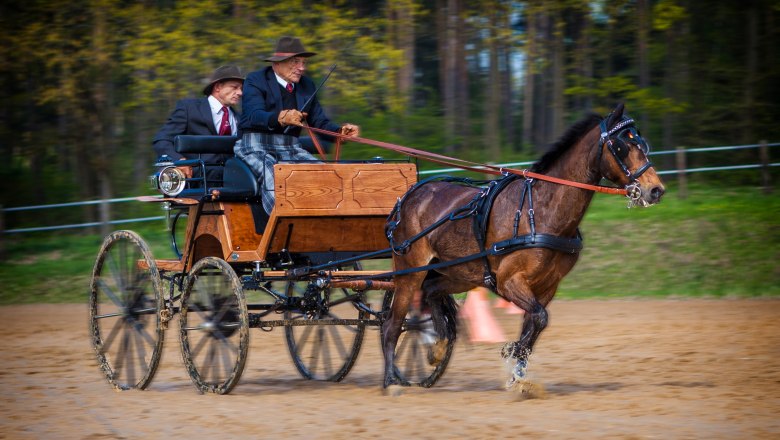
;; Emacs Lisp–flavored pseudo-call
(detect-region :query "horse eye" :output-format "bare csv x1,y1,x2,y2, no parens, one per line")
627,131,634,139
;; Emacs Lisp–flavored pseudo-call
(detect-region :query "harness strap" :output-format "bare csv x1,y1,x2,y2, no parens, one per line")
286,232,583,281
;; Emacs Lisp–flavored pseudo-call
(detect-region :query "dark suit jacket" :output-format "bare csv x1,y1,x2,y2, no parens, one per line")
152,97,239,165
239,66,340,135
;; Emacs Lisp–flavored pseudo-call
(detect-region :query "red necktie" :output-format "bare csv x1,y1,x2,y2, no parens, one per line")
218,106,231,135
286,83,293,93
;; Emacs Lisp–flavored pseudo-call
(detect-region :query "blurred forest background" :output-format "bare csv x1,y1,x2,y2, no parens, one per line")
1,0,778,223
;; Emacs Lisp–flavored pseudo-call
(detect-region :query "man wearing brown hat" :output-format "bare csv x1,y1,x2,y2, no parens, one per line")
236,36,360,217
153,65,244,182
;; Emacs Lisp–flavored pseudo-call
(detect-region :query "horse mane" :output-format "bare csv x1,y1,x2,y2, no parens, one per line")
530,113,602,173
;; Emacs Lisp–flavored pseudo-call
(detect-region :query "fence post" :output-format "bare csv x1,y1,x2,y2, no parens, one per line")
0,205,5,260
759,139,772,194
99,199,111,237
676,147,688,199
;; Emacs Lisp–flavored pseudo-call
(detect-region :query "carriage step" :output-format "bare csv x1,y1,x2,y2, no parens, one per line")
136,259,184,272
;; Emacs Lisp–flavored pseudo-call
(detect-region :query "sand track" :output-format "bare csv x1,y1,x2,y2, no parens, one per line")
1,299,778,439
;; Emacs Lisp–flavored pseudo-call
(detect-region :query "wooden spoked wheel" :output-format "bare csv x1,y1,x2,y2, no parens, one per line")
283,270,367,382
382,290,457,388
179,257,249,394
89,230,164,390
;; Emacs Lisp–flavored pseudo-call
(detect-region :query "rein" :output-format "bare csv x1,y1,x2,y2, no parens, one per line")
304,125,630,196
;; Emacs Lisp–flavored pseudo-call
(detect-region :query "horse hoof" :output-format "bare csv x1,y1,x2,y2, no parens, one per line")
427,338,449,366
505,379,546,401
383,384,405,397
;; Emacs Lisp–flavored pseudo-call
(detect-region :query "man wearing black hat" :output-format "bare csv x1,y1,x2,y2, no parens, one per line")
152,65,245,182
236,36,360,217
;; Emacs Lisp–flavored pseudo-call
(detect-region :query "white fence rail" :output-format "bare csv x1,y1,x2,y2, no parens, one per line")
2,141,777,235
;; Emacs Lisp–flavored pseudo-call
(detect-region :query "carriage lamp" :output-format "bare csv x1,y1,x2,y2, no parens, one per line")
152,166,187,197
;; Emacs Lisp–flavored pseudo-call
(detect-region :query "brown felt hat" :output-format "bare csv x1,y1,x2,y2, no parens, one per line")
203,65,245,96
263,36,316,62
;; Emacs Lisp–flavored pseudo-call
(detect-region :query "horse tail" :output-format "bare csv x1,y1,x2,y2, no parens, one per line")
425,292,459,343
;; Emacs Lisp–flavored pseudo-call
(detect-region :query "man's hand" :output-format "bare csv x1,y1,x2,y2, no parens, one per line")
340,123,360,137
176,158,192,178
176,166,192,179
279,110,307,127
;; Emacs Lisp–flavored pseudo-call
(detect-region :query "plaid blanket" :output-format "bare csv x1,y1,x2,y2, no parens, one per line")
235,132,319,214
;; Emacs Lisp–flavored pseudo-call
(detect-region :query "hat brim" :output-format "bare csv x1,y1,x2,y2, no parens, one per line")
203,76,245,95
263,51,317,62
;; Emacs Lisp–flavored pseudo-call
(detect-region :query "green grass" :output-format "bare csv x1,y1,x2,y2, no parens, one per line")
0,184,777,304
557,183,780,298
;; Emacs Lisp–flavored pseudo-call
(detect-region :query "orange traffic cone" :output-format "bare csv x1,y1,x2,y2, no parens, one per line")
459,287,506,343
493,297,525,315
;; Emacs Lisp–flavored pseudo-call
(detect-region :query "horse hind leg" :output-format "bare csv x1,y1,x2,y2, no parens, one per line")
381,275,421,392
501,299,548,397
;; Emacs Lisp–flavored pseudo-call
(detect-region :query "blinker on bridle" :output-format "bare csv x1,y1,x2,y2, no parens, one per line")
598,116,653,202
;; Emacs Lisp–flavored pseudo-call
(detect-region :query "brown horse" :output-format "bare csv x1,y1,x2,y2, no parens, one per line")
381,104,665,394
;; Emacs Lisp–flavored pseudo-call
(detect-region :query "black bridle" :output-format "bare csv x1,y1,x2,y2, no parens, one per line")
598,116,654,183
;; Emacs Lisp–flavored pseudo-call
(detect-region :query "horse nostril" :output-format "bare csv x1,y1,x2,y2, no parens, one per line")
650,186,665,202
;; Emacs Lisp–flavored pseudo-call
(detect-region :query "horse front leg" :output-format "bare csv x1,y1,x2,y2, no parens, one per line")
500,298,548,391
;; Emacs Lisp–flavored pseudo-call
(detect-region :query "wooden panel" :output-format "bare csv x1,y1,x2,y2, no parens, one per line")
265,216,390,253
251,163,417,262
223,203,262,252
274,163,416,217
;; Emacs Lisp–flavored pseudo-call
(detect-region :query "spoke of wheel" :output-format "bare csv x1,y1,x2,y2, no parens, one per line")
100,317,124,355
310,327,324,373
189,328,210,359
404,334,417,377
113,325,128,378
294,323,315,357
413,337,426,378
211,323,239,354
327,324,348,359
220,339,232,379
124,328,136,386
105,251,127,305
96,278,123,309
320,327,333,377
128,316,156,347
133,322,148,378
202,342,217,384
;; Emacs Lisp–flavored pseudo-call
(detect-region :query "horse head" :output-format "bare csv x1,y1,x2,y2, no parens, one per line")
598,104,665,207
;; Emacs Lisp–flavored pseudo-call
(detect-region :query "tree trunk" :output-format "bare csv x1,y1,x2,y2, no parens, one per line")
521,4,537,151
551,8,565,141
485,9,501,159
455,2,469,146
637,0,650,128
442,0,459,153
742,0,758,143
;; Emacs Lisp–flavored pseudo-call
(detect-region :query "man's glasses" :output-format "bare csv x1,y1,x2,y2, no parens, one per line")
288,58,307,67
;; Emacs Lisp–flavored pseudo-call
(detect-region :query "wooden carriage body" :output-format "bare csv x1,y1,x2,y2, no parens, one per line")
157,161,417,273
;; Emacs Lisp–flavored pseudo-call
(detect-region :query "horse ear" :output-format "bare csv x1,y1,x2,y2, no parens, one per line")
607,103,625,128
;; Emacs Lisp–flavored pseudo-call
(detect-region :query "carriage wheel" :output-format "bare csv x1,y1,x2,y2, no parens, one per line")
283,270,367,382
179,257,249,394
89,230,164,391
382,290,457,388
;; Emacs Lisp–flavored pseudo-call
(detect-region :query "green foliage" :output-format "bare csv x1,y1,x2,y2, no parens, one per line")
1,0,779,216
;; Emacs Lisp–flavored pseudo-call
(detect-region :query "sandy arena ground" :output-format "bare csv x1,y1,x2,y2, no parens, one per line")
1,298,778,439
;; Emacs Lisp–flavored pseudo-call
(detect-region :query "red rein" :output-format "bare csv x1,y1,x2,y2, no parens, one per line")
304,126,628,196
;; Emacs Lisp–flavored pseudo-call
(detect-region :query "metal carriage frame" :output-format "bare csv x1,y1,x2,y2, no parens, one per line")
88,135,457,394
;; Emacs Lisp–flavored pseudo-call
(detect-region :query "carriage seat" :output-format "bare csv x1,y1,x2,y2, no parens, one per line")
174,135,238,156
218,157,260,199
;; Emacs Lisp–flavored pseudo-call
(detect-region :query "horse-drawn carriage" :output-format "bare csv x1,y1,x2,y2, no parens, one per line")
89,134,456,394
89,104,665,395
